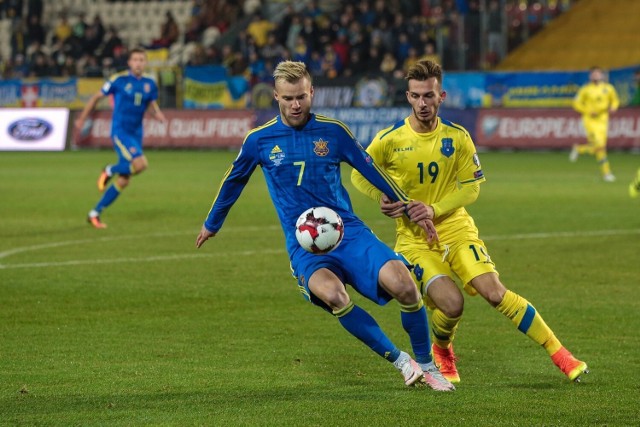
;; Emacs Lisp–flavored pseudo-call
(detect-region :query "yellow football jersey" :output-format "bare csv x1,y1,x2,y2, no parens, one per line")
352,117,485,246
573,82,619,123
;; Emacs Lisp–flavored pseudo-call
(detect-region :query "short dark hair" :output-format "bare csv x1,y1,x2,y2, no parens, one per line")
129,47,146,59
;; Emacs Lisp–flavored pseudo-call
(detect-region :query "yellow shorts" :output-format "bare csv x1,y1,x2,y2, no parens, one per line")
401,237,499,302
584,120,608,147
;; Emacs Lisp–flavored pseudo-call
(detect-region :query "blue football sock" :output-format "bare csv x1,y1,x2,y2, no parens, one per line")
334,302,400,362
400,302,432,364
94,183,121,213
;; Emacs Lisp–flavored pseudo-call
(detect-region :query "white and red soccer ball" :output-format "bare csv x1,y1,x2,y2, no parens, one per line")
295,207,344,254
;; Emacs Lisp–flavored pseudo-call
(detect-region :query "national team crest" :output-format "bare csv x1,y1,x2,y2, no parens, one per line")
144,83,151,93
440,138,454,157
269,145,285,166
313,138,330,156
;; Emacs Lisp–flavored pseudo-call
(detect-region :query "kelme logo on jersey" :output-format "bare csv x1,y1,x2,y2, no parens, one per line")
313,138,329,156
269,145,285,166
440,138,454,157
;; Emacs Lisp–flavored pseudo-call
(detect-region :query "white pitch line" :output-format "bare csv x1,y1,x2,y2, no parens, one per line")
0,248,286,270
0,225,282,259
0,227,638,270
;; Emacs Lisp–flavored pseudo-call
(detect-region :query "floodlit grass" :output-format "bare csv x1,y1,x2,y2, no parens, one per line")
1,150,639,426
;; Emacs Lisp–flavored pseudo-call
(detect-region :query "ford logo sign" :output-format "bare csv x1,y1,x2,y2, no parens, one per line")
8,118,53,141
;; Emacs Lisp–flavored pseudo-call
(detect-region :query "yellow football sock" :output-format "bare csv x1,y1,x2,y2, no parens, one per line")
430,308,461,349
595,149,611,176
496,290,561,355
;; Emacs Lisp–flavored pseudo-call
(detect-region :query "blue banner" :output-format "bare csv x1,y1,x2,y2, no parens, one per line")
443,72,486,109
39,78,78,106
0,80,22,107
485,71,584,107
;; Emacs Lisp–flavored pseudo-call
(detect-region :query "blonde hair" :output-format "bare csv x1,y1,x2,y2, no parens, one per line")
273,60,312,84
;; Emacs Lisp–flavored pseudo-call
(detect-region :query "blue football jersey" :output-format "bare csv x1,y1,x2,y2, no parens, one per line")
204,113,411,256
101,71,158,138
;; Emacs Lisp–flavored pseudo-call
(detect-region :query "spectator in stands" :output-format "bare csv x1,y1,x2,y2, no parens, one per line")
58,55,77,77
370,17,393,53
302,0,323,21
184,15,205,44
53,12,72,43
50,39,67,74
306,50,323,77
204,45,220,65
5,0,22,21
245,50,267,85
151,11,179,48
27,0,43,21
82,19,103,56
284,14,303,53
260,32,286,63
402,46,420,74
11,54,29,77
291,34,310,64
73,12,88,39
320,43,341,78
379,51,398,76
275,5,295,46
420,42,441,65
28,50,53,77
99,26,123,61
187,43,207,66
111,45,128,71
64,23,86,60
10,18,27,59
394,32,412,64
26,14,45,46
365,44,383,73
246,12,274,49
82,53,103,78
331,29,350,70
356,0,376,30
342,48,366,78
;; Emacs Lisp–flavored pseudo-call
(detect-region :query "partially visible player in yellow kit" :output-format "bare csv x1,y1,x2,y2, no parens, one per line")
351,59,589,384
570,66,620,182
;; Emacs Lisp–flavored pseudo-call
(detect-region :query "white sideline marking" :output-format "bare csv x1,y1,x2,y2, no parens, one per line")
0,227,638,270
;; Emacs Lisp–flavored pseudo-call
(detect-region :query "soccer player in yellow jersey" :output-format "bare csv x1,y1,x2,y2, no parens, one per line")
570,66,620,182
351,59,589,383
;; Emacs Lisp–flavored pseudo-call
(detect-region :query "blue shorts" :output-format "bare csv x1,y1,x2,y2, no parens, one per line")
112,131,143,164
291,221,409,312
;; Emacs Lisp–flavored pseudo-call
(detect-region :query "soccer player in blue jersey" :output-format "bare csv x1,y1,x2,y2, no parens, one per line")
195,60,454,391
75,47,167,229
352,59,588,384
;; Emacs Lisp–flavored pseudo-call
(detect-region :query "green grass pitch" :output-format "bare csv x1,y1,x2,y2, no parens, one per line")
1,150,639,426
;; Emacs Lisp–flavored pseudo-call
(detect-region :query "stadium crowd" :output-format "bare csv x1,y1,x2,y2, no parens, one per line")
0,0,574,80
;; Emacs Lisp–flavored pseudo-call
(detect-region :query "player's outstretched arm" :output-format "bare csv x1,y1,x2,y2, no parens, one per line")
195,225,217,248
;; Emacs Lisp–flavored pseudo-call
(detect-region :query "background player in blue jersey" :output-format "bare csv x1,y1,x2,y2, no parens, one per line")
195,60,454,391
75,47,167,229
